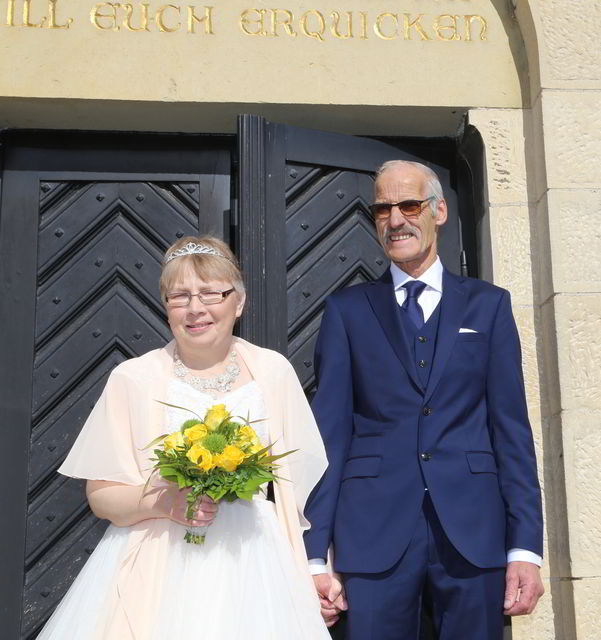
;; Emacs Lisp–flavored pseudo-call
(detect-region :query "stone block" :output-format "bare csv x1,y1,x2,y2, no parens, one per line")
573,577,601,639
512,305,541,414
561,409,601,577
468,109,529,205
537,1,601,88
490,205,534,306
542,91,601,189
554,295,601,411
546,189,601,294
511,590,557,640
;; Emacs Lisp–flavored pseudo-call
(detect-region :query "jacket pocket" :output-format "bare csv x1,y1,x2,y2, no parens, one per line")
466,451,498,474
342,456,382,480
456,333,488,342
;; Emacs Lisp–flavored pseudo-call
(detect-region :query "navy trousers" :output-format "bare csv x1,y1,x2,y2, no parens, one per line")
342,495,505,640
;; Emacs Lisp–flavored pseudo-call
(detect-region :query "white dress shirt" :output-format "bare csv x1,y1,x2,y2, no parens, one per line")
309,258,541,573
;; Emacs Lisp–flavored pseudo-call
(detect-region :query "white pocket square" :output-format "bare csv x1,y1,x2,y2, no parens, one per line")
459,328,478,333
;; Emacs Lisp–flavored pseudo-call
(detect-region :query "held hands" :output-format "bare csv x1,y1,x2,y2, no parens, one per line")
313,573,348,627
504,561,545,616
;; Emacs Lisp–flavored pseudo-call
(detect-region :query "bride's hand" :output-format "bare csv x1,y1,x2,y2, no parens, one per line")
154,486,218,526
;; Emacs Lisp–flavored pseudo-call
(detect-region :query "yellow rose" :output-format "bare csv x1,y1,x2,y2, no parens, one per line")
184,423,208,442
204,404,230,431
186,444,214,472
247,442,267,458
163,431,185,452
216,445,245,472
236,425,259,447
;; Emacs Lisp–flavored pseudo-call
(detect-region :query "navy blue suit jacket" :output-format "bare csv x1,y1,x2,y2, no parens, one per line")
303,267,543,574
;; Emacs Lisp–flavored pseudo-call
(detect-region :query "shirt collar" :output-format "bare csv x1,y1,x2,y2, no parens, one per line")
390,256,443,293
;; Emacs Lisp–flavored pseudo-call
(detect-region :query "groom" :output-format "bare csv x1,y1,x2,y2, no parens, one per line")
304,161,544,639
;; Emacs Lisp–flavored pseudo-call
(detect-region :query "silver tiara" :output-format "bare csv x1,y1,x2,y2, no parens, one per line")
165,242,227,263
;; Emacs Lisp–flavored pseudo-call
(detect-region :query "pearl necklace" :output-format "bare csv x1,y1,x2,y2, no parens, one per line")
173,348,240,394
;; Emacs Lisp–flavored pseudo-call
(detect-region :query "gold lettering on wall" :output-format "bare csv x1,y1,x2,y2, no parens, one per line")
90,2,120,30
155,4,180,32
6,0,16,25
0,2,489,42
464,14,487,41
271,8,295,37
358,10,367,39
434,14,459,41
403,14,430,40
188,5,213,33
239,8,267,36
122,2,150,31
23,0,45,26
330,11,351,39
374,12,396,40
47,0,71,27
300,9,325,42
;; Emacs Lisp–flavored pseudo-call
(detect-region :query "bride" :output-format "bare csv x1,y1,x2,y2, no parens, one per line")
38,235,332,639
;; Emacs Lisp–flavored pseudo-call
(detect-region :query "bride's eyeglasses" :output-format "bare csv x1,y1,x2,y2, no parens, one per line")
166,289,235,308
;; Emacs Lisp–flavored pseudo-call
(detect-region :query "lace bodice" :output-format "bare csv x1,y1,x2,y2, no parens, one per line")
166,379,268,445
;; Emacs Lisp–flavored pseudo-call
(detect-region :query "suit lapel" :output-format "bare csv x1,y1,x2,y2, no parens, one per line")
424,269,467,404
365,271,423,392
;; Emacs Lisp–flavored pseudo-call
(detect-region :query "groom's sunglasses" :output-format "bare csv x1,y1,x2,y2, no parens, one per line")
369,196,435,220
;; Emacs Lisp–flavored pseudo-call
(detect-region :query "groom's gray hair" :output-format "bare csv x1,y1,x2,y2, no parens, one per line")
374,161,444,216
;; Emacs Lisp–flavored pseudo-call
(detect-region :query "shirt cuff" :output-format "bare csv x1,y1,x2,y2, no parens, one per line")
308,558,328,575
507,548,542,567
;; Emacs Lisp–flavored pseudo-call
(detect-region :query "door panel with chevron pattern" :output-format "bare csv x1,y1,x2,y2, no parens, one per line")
285,166,387,393
0,133,233,638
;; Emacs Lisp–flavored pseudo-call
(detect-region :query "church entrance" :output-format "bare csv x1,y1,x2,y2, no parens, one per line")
0,118,483,637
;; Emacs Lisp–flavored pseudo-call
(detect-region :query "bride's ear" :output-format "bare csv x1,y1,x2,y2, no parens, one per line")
235,291,246,318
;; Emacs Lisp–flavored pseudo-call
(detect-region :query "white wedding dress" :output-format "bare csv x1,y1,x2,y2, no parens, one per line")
38,379,330,639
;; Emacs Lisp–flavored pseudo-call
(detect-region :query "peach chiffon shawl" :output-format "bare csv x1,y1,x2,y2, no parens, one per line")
58,339,328,640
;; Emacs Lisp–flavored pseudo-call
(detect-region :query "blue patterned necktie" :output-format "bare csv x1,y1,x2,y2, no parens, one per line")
402,281,427,328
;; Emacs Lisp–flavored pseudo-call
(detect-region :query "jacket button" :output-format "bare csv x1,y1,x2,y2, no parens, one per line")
423,407,432,416
418,359,427,368
421,452,432,461
418,336,427,343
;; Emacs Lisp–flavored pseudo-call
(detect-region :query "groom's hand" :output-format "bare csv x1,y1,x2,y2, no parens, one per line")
504,561,545,616
313,573,348,627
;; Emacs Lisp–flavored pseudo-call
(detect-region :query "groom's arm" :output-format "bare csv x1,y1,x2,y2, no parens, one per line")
486,289,544,614
486,290,543,555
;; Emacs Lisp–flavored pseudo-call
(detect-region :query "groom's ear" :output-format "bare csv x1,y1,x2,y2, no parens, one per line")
434,199,448,228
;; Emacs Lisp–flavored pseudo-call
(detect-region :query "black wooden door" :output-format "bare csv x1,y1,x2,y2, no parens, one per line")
0,132,233,638
237,116,478,391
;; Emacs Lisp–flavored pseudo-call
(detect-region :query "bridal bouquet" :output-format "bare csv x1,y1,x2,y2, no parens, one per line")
144,403,293,544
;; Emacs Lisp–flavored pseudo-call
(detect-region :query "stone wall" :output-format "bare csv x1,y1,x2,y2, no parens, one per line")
471,2,601,638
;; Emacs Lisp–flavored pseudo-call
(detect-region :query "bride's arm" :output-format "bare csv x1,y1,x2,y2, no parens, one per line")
86,480,217,527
